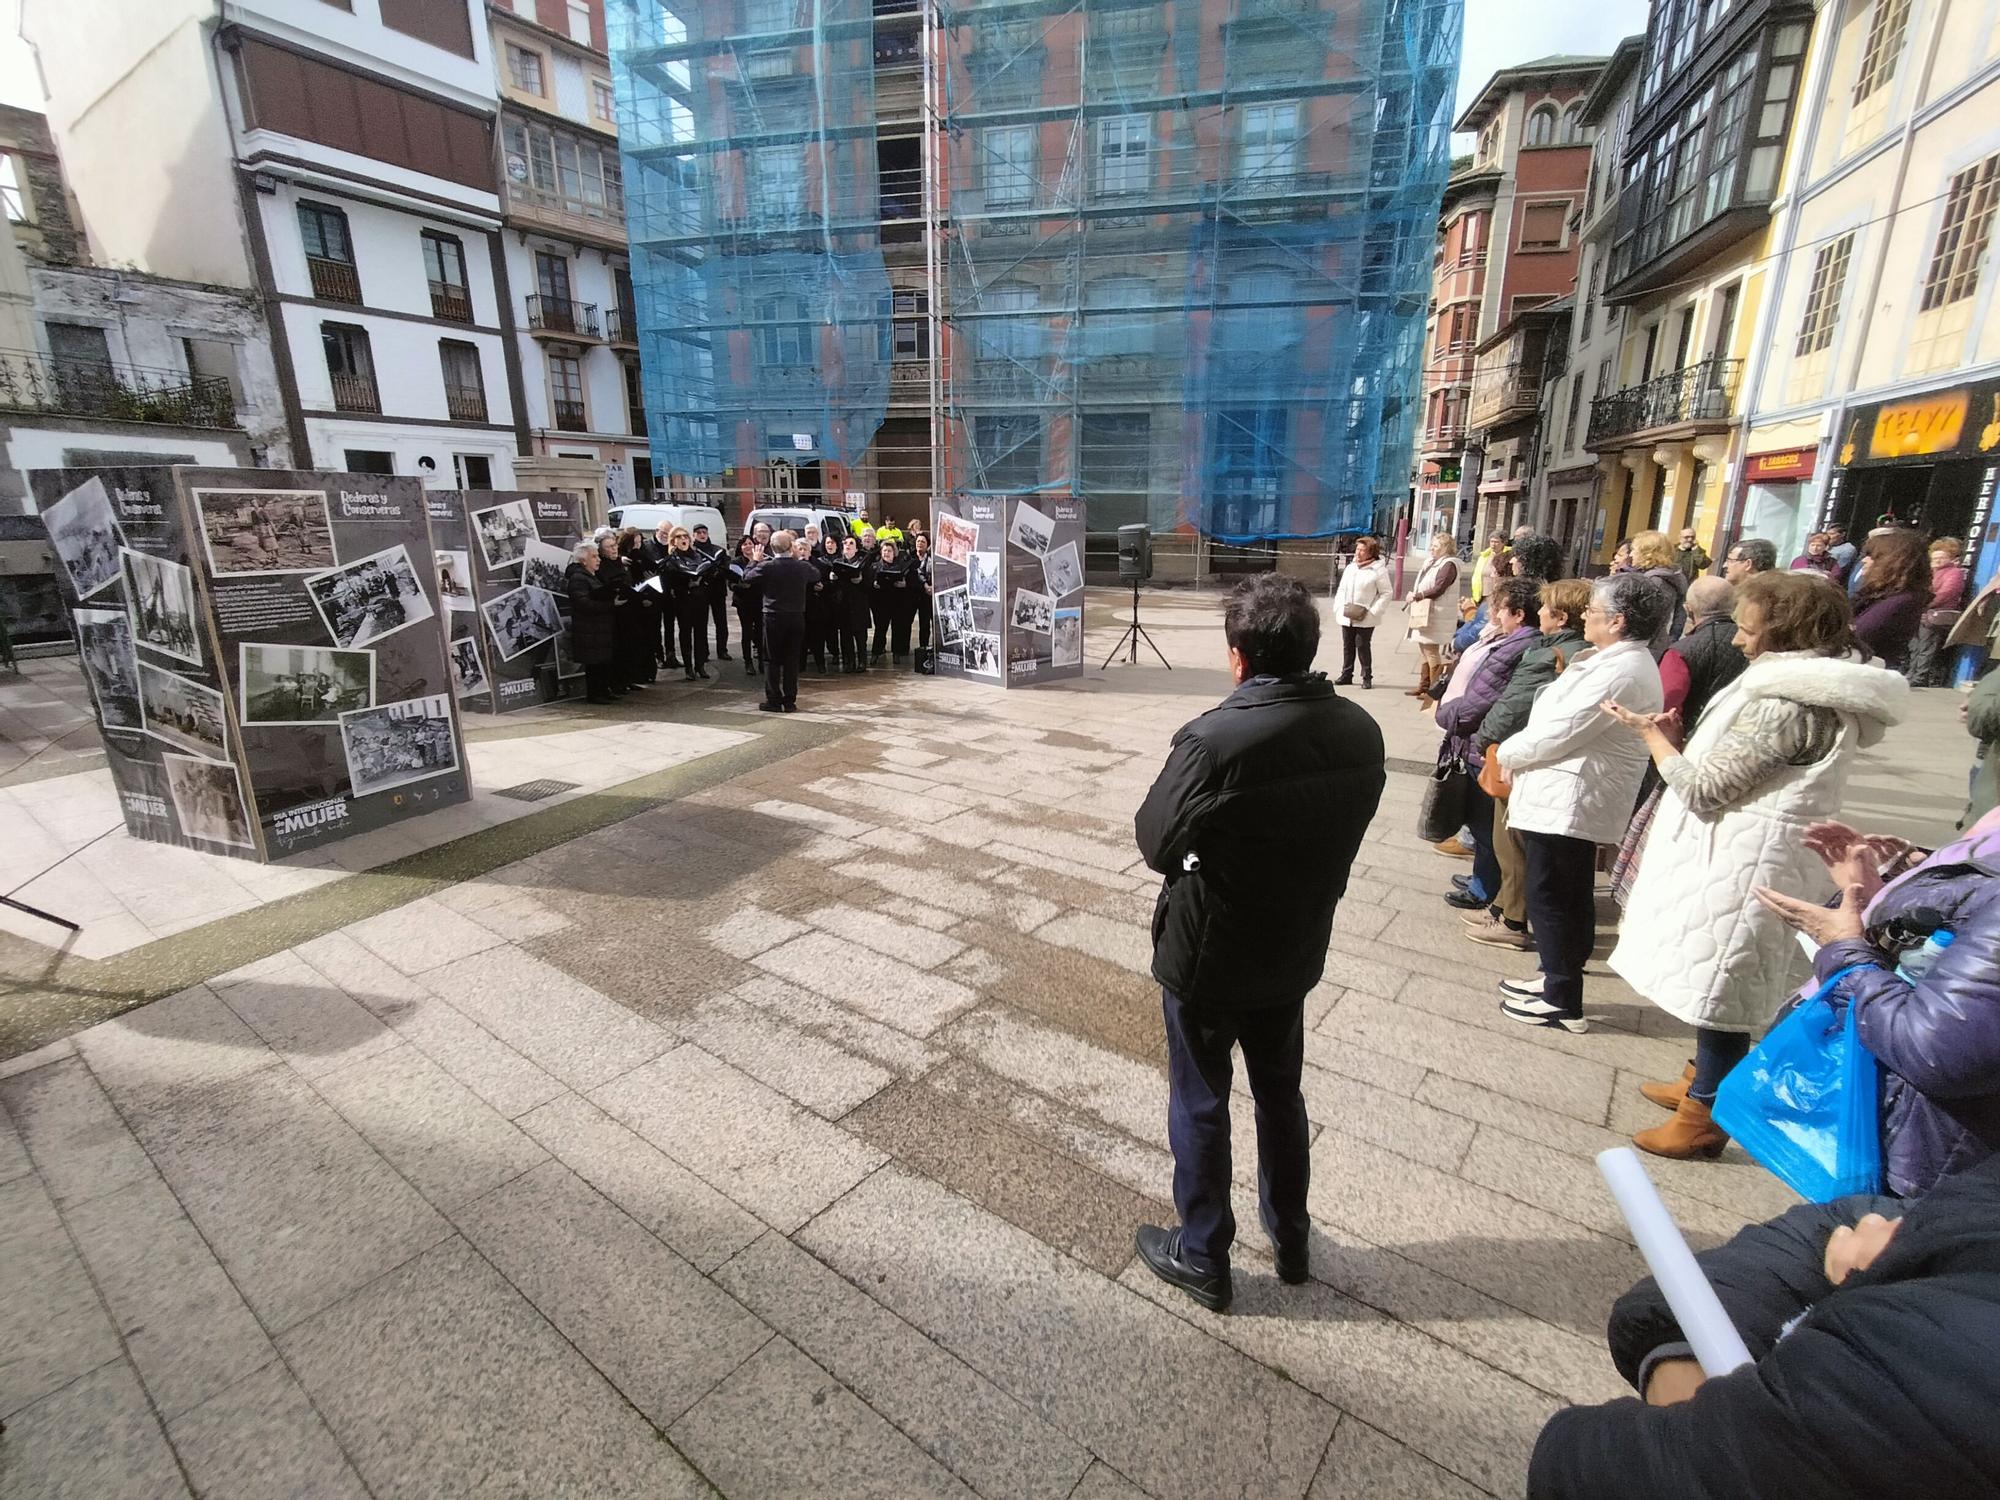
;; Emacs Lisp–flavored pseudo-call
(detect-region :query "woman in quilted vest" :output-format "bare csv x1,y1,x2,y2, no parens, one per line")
1601,572,1909,1160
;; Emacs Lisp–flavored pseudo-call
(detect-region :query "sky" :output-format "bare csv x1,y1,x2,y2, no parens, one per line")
1455,0,1653,125
1,2,39,111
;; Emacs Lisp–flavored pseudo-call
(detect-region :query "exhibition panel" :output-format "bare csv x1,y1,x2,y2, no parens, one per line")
34,465,472,862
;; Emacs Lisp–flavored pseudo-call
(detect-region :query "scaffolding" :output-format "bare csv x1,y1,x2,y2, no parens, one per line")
610,0,1461,544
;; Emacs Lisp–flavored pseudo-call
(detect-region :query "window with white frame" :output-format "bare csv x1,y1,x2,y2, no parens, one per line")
506,43,544,94
983,125,1034,207
1087,274,1154,358
1097,115,1149,197
976,283,1040,361
1525,105,1557,147
1558,104,1584,145
1787,230,1853,403
750,143,806,222
1240,102,1300,181
592,79,617,123
1908,152,2000,375
1844,0,1910,151
755,293,811,367
0,154,26,222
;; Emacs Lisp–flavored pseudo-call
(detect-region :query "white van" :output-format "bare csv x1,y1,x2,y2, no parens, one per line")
744,506,857,544
605,502,731,546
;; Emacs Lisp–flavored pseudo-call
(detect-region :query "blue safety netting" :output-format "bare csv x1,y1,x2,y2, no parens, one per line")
611,0,1460,542
609,0,892,484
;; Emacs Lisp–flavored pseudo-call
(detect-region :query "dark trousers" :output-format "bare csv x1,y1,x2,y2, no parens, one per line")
762,610,804,706
1161,988,1311,1274
709,590,730,654
1464,781,1499,906
582,661,615,703
1339,625,1375,681
675,600,709,670
1518,829,1597,1018
735,608,761,666
915,593,932,652
875,597,915,660
659,605,679,666
842,604,870,669
1691,1027,1751,1102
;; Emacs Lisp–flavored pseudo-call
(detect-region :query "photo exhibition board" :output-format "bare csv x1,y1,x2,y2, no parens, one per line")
31,465,471,863
929,495,1085,688
428,490,587,714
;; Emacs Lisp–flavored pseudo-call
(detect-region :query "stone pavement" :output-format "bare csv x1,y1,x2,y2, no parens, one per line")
0,589,1970,1499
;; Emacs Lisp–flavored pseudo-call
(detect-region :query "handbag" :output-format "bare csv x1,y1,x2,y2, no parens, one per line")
1408,597,1434,628
1711,963,1881,1202
1342,602,1369,624
1416,754,1470,844
1476,752,1509,800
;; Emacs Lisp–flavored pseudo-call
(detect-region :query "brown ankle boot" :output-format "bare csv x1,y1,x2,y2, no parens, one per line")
1633,1094,1728,1160
1640,1062,1696,1112
1405,662,1435,698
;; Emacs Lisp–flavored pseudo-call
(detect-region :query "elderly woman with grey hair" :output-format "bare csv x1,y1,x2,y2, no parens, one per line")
1490,572,1667,1033
565,539,618,704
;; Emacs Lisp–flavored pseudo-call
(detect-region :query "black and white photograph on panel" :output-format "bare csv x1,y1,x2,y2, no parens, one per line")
191,487,338,575
520,538,573,596
961,631,1002,677
967,551,1001,601
435,549,475,610
44,474,128,600
75,607,141,731
162,752,255,850
138,661,228,758
934,585,972,645
121,547,203,666
238,643,375,725
551,629,584,680
471,497,536,570
1041,539,1083,599
447,632,488,701
339,693,459,799
1010,586,1053,635
482,584,565,661
1052,606,1083,667
936,512,980,567
302,544,435,648
1006,500,1055,556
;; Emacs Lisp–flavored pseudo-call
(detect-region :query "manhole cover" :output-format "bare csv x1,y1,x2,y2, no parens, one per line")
493,778,581,803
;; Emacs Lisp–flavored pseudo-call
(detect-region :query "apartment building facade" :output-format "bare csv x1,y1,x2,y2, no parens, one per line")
24,0,527,488
491,0,652,499
1728,0,2000,579
1582,0,1817,563
1414,55,1603,550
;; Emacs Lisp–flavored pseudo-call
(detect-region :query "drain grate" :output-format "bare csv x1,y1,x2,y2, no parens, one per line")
1385,756,1434,777
493,778,582,803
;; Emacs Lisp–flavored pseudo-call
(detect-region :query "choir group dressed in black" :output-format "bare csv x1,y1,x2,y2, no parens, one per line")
561,519,935,708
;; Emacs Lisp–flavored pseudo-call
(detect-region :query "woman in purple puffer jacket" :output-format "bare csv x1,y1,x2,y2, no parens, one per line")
1757,811,2000,1197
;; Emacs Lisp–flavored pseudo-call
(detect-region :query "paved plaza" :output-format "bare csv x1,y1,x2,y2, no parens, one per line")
0,589,1968,1499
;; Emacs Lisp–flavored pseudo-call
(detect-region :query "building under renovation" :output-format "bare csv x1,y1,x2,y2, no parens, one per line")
609,0,1459,572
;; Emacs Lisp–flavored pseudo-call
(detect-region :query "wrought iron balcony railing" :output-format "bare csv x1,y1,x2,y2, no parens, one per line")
429,280,473,323
553,398,589,431
308,256,361,304
330,371,380,414
1587,357,1741,447
0,350,238,429
527,296,601,338
605,307,637,345
444,386,486,422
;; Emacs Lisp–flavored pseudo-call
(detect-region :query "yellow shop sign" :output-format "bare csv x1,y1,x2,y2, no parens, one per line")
1869,392,1969,460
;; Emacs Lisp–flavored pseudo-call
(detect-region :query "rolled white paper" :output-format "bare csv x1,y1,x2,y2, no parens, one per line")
1597,1146,1755,1377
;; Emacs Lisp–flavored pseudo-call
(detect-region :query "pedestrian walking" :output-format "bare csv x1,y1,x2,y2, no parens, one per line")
1131,574,1385,1312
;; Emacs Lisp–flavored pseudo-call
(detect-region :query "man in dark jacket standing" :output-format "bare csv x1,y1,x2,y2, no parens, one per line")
1529,1151,2000,1499
691,522,732,660
1132,574,1385,1311
742,530,815,712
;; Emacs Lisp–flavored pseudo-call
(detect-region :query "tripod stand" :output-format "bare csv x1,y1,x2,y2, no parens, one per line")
1099,578,1172,670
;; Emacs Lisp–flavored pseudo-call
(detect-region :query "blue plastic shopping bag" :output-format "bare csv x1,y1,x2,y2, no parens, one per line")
1712,964,1882,1202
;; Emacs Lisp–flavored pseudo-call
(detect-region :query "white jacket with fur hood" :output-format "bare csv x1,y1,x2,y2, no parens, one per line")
1610,650,1908,1032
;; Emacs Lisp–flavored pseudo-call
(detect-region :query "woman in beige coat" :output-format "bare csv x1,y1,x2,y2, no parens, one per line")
1404,531,1461,697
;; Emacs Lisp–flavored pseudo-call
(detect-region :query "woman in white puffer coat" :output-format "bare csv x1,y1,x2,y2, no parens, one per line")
1602,571,1908,1162
1331,535,1392,689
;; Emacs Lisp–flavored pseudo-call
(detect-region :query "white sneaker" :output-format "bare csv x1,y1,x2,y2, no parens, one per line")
1497,974,1545,999
1499,993,1587,1034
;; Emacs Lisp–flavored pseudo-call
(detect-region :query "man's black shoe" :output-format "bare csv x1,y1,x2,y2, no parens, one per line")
1136,1224,1231,1312
1267,1232,1309,1285
757,701,783,713
718,649,733,660
1443,887,1486,910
